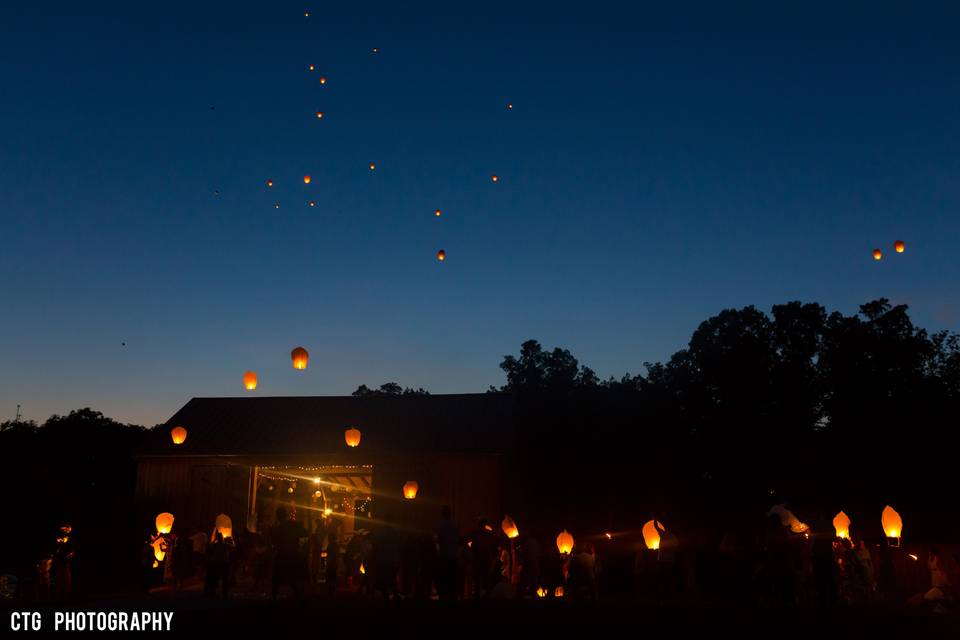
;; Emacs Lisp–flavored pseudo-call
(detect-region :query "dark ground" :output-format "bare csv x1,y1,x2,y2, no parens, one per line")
4,595,960,637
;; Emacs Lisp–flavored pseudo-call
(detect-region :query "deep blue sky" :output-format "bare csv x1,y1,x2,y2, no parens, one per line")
2,2,959,425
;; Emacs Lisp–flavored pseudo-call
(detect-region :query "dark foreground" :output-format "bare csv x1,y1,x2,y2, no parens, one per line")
5,596,960,637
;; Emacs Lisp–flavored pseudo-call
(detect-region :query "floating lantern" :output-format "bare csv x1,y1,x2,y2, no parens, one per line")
434,209,441,217
536,587,547,598
767,504,810,533
642,519,662,550
873,248,882,261
304,10,309,17
894,240,905,253
291,346,309,370
170,426,187,445
437,249,446,261
359,563,366,574
287,486,294,493
507,103,513,110
155,512,175,535
316,111,324,119
369,163,376,171
882,505,902,542
309,201,316,207
344,427,361,447
556,529,574,555
214,513,232,540
243,371,258,390
491,175,499,183
372,47,378,54
501,515,519,539
309,64,315,71
403,481,419,499
319,76,327,85
554,586,564,597
274,202,280,209
303,175,311,184
833,511,851,539
267,179,274,187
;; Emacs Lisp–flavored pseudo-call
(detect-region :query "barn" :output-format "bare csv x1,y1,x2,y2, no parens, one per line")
136,393,516,540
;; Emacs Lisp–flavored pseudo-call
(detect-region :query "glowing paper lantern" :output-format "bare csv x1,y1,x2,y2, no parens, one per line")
309,64,315,71
434,209,441,217
767,504,809,534
369,163,376,171
554,586,564,597
344,427,361,447
536,587,547,597
267,179,274,187
155,513,175,534
833,511,851,539
291,346,309,370
303,175,311,184
556,529,574,555
403,481,419,499
243,371,258,391
214,513,232,540
873,248,882,261
491,175,499,183
316,111,324,119
501,515,519,539
151,536,166,562
359,563,366,574
274,202,280,209
309,201,316,207
319,76,327,85
642,519,662,550
882,505,902,540
170,426,187,445
894,240,905,253
437,249,446,261
507,103,513,110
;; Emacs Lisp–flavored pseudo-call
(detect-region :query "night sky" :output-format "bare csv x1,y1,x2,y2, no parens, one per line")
2,2,959,426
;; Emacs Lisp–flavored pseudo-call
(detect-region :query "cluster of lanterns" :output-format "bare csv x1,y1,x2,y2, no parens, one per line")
822,505,904,544
872,240,906,261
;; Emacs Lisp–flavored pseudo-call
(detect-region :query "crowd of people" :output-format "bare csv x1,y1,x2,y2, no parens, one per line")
128,507,956,614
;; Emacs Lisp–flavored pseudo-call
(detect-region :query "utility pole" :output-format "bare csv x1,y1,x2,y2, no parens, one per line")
15,404,21,421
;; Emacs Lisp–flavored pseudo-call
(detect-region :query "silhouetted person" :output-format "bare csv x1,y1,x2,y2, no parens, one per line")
434,506,459,600
811,532,837,608
204,531,231,597
325,530,339,597
370,517,402,600
416,531,436,600
270,507,306,599
469,519,497,599
171,536,193,591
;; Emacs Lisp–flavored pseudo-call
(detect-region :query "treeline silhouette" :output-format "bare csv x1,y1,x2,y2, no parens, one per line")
1,297,957,595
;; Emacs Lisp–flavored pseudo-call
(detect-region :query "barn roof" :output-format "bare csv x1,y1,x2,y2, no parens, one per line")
140,393,516,458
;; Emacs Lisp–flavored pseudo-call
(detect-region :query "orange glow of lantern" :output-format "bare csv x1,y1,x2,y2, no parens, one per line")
359,562,366,574
403,480,419,499
501,515,519,539
303,175,311,184
643,519,662,550
873,248,882,261
291,346,309,370
214,513,232,540
833,511,851,539
605,532,612,540
536,587,547,597
507,103,513,110
882,505,902,540
243,371,258,391
369,163,376,171
437,249,446,262
266,179,274,187
170,426,187,445
894,240,905,253
491,175,499,183
309,201,316,207
309,64,315,71
151,536,166,562
434,209,441,217
319,76,327,85
316,111,324,119
344,427,361,447
554,586,564,597
556,529,574,555
155,512,175,535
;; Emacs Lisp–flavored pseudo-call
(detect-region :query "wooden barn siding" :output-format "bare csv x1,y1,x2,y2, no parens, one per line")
137,459,249,534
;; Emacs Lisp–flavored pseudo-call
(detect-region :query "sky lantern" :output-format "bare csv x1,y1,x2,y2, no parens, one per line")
266,179,274,187
316,111,324,119
309,201,316,207
491,175,499,183
243,371,258,391
894,240,905,253
556,529,574,555
882,505,903,541
767,504,810,533
303,175,311,184
833,511,851,539
502,515,519,539
369,163,376,171
304,10,309,17
372,47,379,54
437,249,446,262
403,481,419,499
319,76,327,85
359,563,366,574
344,427,361,447
434,209,441,217
873,248,882,261
642,519,662,550
507,103,513,110
170,426,187,445
214,513,232,541
274,202,280,209
155,512,175,535
309,64,315,71
291,346,309,370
